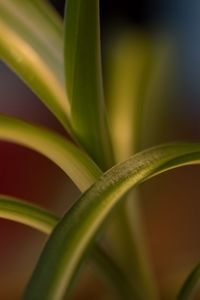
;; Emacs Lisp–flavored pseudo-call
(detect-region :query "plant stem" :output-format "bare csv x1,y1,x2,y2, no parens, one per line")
92,245,137,300
107,191,158,300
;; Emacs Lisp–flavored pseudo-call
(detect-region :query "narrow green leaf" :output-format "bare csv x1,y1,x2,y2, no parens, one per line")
92,246,136,300
0,115,101,191
177,263,200,300
105,31,167,300
64,0,114,169
0,0,70,131
106,31,155,160
106,190,159,300
0,194,133,300
30,0,63,35
0,194,58,234
24,143,200,300
0,0,63,66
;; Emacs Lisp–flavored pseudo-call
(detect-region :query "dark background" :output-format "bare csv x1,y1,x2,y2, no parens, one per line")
51,0,157,25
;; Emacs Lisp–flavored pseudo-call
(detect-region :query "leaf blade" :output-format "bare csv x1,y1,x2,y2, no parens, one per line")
0,194,58,234
24,143,200,300
64,0,113,169
105,32,162,300
30,0,63,36
0,0,70,131
106,31,155,159
177,263,200,300
0,115,101,191
0,194,133,300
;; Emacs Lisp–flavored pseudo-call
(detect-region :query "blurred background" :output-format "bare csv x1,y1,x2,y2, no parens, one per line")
1,0,200,299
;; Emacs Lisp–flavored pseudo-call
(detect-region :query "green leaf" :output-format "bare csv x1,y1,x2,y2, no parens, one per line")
92,246,135,300
0,115,101,191
30,0,63,35
105,31,168,300
106,31,155,160
0,194,133,300
24,143,200,300
64,0,114,169
177,263,200,300
0,194,58,234
0,0,71,131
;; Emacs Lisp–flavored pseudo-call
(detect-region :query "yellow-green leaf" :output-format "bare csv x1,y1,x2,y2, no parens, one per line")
64,0,113,169
0,194,133,300
0,0,70,131
24,143,200,300
0,115,101,191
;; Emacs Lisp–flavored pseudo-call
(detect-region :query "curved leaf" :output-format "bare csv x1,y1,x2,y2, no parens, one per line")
105,32,162,300
0,194,133,300
0,0,63,66
30,0,63,36
177,263,200,300
0,115,101,191
24,143,200,300
64,0,113,169
0,194,58,234
0,0,70,131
